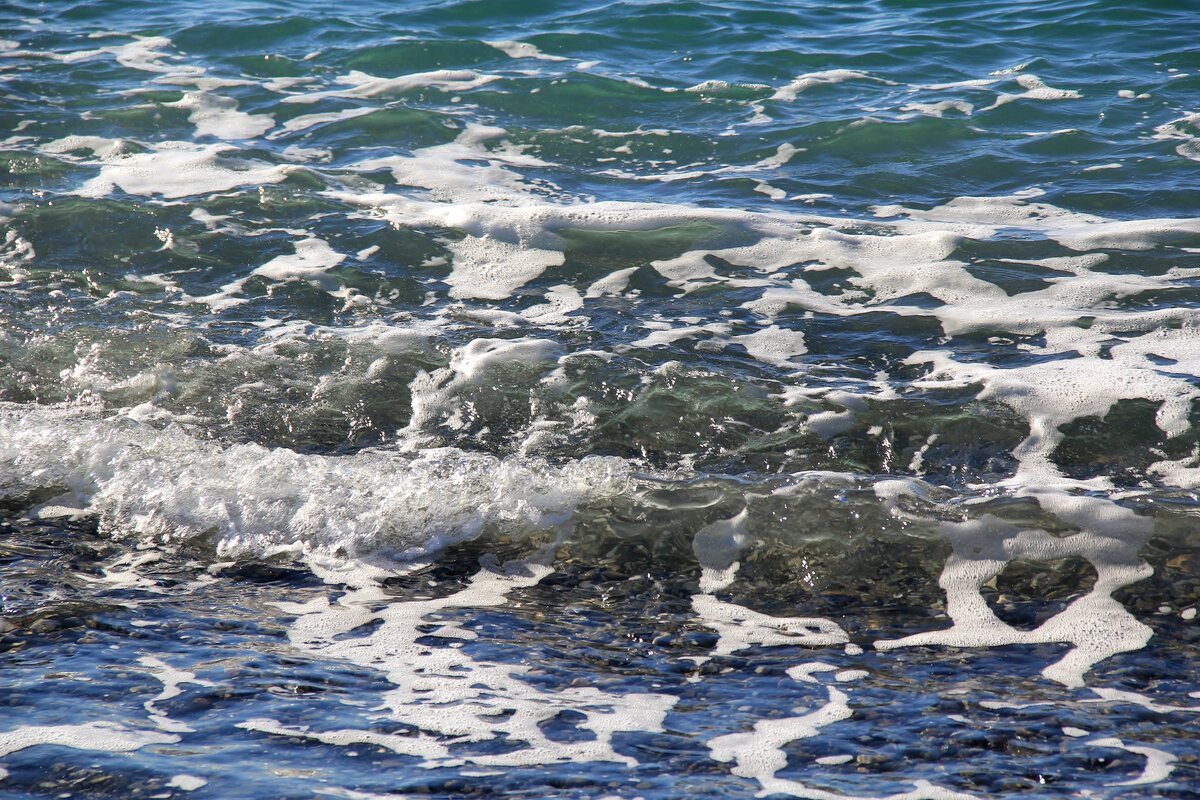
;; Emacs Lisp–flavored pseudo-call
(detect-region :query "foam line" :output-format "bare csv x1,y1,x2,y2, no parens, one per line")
0,403,632,563
0,721,178,758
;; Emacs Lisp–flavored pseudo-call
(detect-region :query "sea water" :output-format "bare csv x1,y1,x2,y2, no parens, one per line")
0,0,1198,797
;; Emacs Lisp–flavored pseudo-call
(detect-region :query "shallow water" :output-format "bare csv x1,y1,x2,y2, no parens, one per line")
1,0,1199,797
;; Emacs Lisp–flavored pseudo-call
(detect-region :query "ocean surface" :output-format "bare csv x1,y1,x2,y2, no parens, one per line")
1,0,1198,797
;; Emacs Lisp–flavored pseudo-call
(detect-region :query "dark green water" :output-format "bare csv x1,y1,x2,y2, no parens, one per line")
1,1,1199,797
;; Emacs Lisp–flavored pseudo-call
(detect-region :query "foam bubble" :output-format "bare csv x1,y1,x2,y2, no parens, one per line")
485,40,567,62
1154,113,1200,163
708,684,852,785
900,100,974,117
690,509,848,657
192,236,348,308
138,656,215,734
905,348,1200,489
282,70,499,105
168,775,208,791
52,34,202,76
246,558,677,767
731,325,806,368
692,594,848,656
875,499,1154,688
253,237,346,284
166,91,274,140
771,70,879,102
1086,738,1177,786
982,74,1082,110
0,721,178,758
0,403,632,563
76,141,292,199
1085,687,1200,714
444,235,564,300
271,107,376,137
41,135,128,158
403,336,564,437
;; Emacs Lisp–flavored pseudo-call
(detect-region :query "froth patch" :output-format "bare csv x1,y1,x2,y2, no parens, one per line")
445,235,564,300
271,107,376,136
349,123,557,207
42,135,128,158
731,325,807,368
0,403,630,562
194,236,350,308
166,90,274,140
1085,739,1177,787
0,721,178,758
906,348,1200,489
692,594,849,656
254,237,347,284
138,656,214,734
875,500,1154,688
167,775,208,791
983,74,1082,110
485,40,567,62
45,34,202,76
771,70,885,102
900,100,975,117
255,559,677,767
873,192,1200,251
708,683,852,787
404,336,564,437
75,141,291,199
282,69,499,105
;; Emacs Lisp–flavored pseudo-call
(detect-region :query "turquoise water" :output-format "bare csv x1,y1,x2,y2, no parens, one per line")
1,0,1199,797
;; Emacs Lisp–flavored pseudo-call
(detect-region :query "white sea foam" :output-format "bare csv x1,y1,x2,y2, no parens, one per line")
771,70,880,102
876,498,1154,688
168,775,208,791
48,34,202,76
1086,738,1177,786
708,682,853,788
1084,687,1200,714
692,594,849,656
245,557,676,767
138,656,215,733
730,324,807,368
0,721,177,758
690,509,848,664
42,134,128,158
900,100,974,117
905,346,1200,489
444,235,564,299
485,40,567,62
1154,112,1200,163
75,141,292,199
254,237,346,284
281,69,499,104
983,74,1082,110
0,403,633,562
166,90,274,140
271,107,376,136
404,336,563,436
705,631,969,800
189,236,347,308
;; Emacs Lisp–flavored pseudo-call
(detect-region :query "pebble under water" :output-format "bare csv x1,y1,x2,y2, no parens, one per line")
1,0,1199,797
